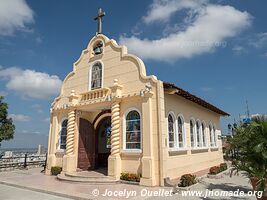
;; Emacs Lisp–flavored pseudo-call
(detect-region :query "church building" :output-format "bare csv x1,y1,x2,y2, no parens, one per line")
46,9,229,186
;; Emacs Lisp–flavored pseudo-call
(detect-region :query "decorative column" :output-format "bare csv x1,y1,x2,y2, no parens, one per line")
108,79,123,179
66,110,76,155
110,102,120,156
62,90,79,173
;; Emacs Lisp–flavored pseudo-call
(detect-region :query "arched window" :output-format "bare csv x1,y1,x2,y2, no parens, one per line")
196,121,201,147
60,119,68,150
125,110,141,150
91,62,102,90
202,122,207,147
177,116,184,148
168,114,175,148
190,119,195,148
209,124,214,147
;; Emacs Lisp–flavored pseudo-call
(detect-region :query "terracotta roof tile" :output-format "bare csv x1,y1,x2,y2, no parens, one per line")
163,81,230,116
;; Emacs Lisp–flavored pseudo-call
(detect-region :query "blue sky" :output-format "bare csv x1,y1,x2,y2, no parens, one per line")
0,0,266,148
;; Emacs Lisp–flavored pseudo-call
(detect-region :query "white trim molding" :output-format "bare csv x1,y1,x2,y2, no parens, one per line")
122,107,142,152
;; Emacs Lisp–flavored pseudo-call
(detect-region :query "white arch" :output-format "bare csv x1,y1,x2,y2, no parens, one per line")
94,113,111,129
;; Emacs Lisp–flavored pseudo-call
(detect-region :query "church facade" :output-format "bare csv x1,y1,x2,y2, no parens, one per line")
46,33,229,186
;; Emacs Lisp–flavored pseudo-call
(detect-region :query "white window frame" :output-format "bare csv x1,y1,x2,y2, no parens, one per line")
201,121,208,147
167,112,177,149
196,120,203,148
209,122,215,147
123,107,142,153
88,60,104,91
58,117,68,151
190,118,196,148
177,114,186,149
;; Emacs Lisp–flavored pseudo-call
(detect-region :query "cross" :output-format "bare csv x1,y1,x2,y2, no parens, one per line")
94,8,105,34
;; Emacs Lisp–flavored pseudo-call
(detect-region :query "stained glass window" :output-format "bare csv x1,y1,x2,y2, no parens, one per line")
168,114,175,148
60,119,68,149
177,116,184,148
91,62,102,90
202,123,206,147
209,125,214,147
125,110,141,149
190,120,195,147
196,121,201,147
106,126,111,148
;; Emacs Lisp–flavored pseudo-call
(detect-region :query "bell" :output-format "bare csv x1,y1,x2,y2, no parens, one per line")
94,47,102,54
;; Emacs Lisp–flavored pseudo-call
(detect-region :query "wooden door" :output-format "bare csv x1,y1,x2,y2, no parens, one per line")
77,118,95,170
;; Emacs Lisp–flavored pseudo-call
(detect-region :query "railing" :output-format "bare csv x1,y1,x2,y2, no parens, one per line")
0,154,47,171
80,88,110,102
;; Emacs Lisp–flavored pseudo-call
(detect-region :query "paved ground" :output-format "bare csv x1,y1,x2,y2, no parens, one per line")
0,184,71,200
0,168,258,200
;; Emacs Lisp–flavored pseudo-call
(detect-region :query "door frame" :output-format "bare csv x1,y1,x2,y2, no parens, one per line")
95,116,111,169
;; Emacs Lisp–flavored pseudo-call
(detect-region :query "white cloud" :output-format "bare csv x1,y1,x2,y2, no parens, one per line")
9,114,31,122
143,0,207,24
0,67,62,99
120,1,251,62
249,32,267,48
31,104,43,113
0,0,34,36
232,45,244,52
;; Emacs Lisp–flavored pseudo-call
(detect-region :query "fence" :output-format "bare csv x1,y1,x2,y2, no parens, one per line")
0,153,47,171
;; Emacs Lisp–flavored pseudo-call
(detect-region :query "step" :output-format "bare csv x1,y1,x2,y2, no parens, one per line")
65,171,108,179
57,173,119,184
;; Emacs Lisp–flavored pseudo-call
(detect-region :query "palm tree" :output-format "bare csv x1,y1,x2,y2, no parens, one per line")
230,115,267,195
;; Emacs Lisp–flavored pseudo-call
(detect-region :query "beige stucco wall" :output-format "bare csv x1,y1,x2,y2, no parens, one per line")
46,33,225,186
46,34,161,185
164,93,224,180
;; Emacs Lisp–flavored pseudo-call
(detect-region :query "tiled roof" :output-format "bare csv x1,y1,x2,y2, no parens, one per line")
163,82,230,116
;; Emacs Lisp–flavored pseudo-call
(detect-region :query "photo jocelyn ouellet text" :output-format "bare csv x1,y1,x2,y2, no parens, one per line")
91,188,263,199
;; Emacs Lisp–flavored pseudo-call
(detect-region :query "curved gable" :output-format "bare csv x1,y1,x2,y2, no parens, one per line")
53,34,157,109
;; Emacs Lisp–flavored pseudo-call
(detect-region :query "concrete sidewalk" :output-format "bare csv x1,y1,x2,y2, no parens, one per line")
0,184,72,200
0,168,171,200
0,168,257,200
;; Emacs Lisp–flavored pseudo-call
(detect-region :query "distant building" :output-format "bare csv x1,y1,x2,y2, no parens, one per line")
37,145,45,155
3,151,13,158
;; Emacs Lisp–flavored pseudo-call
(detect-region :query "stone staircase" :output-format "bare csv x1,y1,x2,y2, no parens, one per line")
57,169,119,184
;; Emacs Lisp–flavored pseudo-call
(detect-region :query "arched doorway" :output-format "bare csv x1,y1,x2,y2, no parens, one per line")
95,116,111,169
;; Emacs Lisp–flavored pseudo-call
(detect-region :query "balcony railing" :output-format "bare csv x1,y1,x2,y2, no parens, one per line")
80,88,110,102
